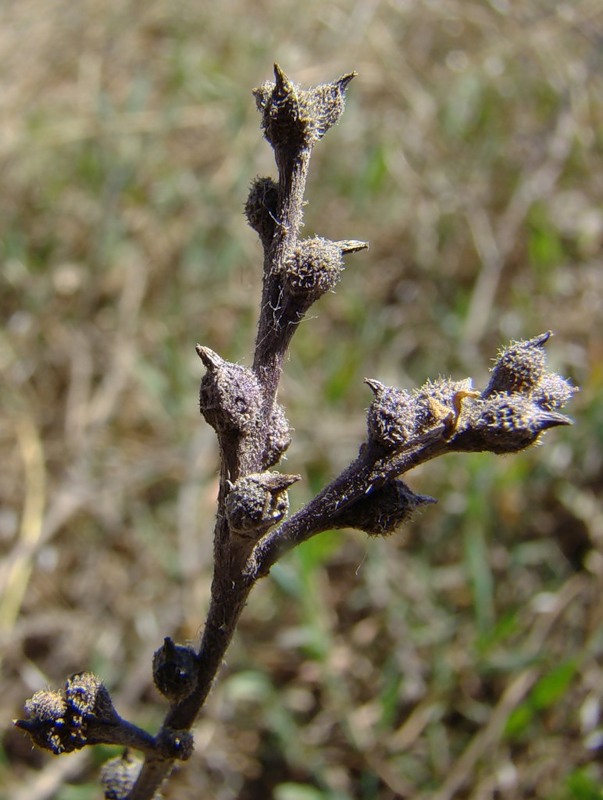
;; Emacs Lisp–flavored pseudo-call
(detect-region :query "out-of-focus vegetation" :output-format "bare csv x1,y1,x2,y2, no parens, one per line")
1,1,602,798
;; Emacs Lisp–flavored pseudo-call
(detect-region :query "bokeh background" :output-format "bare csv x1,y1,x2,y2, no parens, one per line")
1,1,602,798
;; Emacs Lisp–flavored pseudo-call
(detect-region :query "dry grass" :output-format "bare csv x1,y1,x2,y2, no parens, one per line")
1,1,602,798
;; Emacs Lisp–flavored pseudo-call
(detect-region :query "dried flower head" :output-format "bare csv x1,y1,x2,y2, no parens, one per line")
197,346,263,436
331,479,436,536
101,751,142,800
16,673,119,754
283,237,345,301
245,176,279,246
452,393,572,454
483,331,551,398
532,372,578,411
153,638,199,704
226,471,300,538
253,64,355,152
365,379,416,449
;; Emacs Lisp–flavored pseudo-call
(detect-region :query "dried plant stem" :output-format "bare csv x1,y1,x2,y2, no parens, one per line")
15,65,576,800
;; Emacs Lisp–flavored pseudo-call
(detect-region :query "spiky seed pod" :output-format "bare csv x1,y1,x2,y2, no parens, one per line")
16,673,119,754
100,751,142,800
226,472,300,538
451,394,572,454
263,402,292,468
365,379,416,449
283,237,345,301
483,332,551,398
197,346,263,436
65,672,114,720
18,690,69,754
532,372,578,411
253,64,355,151
245,176,279,246
330,479,436,536
413,377,478,435
152,638,199,704
24,689,66,723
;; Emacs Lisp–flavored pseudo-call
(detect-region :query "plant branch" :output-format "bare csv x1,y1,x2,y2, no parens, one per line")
14,66,577,800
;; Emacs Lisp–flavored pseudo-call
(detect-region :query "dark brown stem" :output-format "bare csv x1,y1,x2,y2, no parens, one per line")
253,148,312,404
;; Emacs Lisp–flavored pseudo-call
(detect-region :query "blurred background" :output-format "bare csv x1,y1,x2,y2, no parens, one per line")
1,1,602,798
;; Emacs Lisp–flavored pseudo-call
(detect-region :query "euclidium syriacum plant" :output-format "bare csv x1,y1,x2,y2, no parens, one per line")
15,65,578,800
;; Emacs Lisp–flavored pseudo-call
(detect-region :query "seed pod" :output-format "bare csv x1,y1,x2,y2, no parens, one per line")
330,479,436,536
197,346,263,436
532,372,578,411
253,64,355,151
413,377,478,435
18,690,69,754
226,472,300,538
65,672,112,719
283,237,345,301
245,176,279,246
451,394,572,454
24,689,67,724
16,673,119,755
483,332,551,398
152,637,199,704
365,379,416,449
100,751,142,800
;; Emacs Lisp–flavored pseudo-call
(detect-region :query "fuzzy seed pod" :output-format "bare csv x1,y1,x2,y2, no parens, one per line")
253,64,355,151
65,672,113,720
283,237,345,301
245,176,279,246
365,379,416,449
263,402,292,468
16,673,119,754
331,480,436,536
101,751,142,800
197,346,263,436
483,332,551,398
452,394,572,454
24,689,67,724
19,690,69,754
226,472,300,538
413,378,477,435
153,638,199,704
532,372,578,411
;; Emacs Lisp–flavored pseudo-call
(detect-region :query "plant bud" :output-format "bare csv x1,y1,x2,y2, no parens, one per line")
152,637,199,703
331,479,436,536
197,346,263,436
226,472,300,538
483,332,550,398
245,176,279,246
100,751,142,800
365,379,415,449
